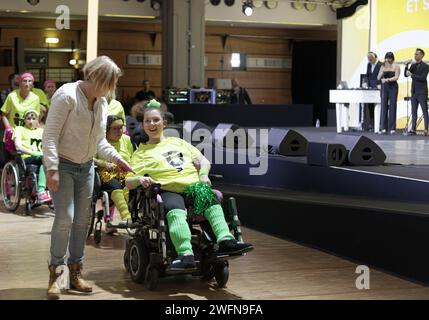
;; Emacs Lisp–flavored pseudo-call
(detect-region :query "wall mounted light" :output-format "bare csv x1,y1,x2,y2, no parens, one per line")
45,37,59,44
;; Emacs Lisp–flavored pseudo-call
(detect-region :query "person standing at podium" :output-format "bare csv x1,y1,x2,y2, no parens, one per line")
362,52,382,131
377,52,400,134
405,48,429,136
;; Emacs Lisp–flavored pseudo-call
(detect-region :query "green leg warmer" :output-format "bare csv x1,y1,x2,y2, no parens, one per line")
166,209,193,256
203,204,234,243
36,165,46,194
111,189,131,220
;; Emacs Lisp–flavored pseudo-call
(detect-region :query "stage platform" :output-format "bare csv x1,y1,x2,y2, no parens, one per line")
207,126,429,285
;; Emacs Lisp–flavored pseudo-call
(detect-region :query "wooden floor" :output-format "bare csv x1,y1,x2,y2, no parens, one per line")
1,205,429,300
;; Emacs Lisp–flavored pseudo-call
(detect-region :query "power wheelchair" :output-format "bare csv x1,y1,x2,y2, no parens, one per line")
1,152,53,215
117,180,248,290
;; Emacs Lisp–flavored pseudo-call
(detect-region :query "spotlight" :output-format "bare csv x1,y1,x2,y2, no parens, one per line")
242,1,253,16
151,0,161,10
27,0,40,5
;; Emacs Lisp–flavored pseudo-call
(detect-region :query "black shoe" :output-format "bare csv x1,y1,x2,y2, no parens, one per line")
167,255,196,272
405,130,416,136
217,239,254,255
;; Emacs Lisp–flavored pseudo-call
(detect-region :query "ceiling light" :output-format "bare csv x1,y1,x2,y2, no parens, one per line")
151,0,161,10
242,1,254,16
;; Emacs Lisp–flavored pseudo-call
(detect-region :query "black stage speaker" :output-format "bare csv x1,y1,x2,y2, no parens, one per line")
183,120,212,143
212,123,254,149
333,135,386,166
307,142,347,167
268,128,308,156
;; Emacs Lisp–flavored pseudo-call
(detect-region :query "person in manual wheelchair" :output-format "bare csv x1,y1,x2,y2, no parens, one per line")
93,114,133,235
1,109,52,214
124,101,254,282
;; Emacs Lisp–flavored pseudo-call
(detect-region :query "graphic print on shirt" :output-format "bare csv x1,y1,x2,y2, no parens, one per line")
30,138,42,152
162,150,185,172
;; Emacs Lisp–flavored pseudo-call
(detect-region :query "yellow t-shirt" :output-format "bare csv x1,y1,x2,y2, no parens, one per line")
96,134,134,183
32,88,49,109
108,99,126,124
1,90,40,128
128,137,202,193
12,125,44,159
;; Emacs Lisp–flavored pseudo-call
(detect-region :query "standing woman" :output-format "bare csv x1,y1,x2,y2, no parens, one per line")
42,56,133,299
1,73,40,129
377,52,400,134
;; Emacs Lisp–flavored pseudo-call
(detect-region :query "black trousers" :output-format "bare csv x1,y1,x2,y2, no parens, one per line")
101,178,123,193
161,192,186,213
411,93,429,131
363,103,375,131
380,82,398,131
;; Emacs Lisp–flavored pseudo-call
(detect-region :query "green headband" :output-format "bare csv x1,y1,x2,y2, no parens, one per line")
147,99,161,109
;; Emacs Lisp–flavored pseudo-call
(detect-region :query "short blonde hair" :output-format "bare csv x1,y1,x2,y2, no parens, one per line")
83,56,123,95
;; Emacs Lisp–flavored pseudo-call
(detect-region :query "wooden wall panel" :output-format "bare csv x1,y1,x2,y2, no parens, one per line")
205,70,291,89
0,18,337,105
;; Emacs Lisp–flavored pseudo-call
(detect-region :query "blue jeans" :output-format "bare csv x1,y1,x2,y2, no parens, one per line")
50,158,94,266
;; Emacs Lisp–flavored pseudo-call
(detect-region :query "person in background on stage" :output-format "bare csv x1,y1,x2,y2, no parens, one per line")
377,52,400,134
405,48,429,136
362,52,382,131
230,78,252,105
135,79,156,102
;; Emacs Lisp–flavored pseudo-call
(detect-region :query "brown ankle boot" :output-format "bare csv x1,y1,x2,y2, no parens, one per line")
68,263,92,293
47,265,62,300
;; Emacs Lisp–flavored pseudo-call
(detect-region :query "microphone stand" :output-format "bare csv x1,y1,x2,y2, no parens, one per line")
403,63,411,135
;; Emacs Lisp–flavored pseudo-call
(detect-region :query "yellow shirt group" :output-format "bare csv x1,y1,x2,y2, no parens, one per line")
96,134,134,184
12,125,44,159
1,90,40,128
128,137,202,193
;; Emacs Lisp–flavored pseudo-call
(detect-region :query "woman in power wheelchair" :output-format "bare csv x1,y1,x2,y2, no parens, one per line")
1,109,52,214
119,101,253,289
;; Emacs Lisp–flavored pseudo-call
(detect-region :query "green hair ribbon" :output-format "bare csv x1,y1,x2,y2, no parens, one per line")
147,99,161,109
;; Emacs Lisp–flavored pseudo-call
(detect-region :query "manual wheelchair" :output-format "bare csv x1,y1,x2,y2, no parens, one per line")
119,181,248,290
1,153,53,215
87,169,111,244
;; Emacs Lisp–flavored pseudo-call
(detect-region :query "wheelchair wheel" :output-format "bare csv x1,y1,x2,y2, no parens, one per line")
201,261,215,282
25,201,32,216
128,237,149,283
214,261,229,288
1,161,21,212
87,202,96,239
145,267,159,291
94,229,102,244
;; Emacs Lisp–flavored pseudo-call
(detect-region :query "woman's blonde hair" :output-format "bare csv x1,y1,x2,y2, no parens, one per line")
82,56,123,95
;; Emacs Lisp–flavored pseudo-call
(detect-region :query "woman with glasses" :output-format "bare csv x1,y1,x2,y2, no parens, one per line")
94,115,133,234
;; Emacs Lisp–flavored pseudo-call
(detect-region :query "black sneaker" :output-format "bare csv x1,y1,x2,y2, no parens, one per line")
405,130,416,136
217,239,254,255
167,255,196,273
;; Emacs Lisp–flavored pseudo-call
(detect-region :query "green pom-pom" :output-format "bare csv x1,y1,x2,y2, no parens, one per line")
184,182,218,215
147,99,161,109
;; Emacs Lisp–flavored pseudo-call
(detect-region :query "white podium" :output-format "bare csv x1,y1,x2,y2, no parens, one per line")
329,89,381,133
